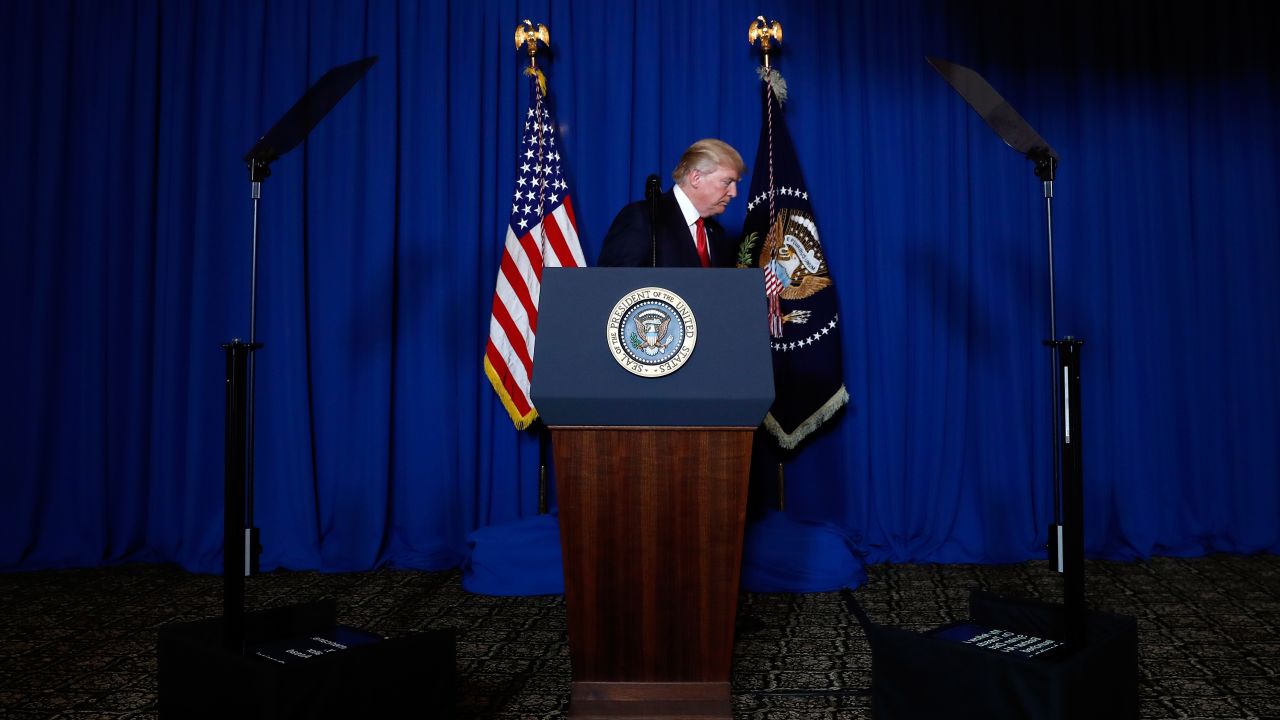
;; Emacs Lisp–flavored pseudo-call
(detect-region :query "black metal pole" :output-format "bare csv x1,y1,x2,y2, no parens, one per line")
1054,338,1086,645
247,179,260,551
1035,155,1065,570
243,162,269,577
646,174,660,267
537,421,548,515
222,340,257,652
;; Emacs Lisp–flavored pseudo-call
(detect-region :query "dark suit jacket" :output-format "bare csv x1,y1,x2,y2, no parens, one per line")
596,189,736,268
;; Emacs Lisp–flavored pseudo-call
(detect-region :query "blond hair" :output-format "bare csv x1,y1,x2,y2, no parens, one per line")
671,139,746,185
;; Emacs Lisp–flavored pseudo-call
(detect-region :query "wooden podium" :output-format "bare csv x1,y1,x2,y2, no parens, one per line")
533,268,774,719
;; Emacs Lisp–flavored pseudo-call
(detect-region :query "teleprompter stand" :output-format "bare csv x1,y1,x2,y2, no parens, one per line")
157,58,455,719
835,58,1136,720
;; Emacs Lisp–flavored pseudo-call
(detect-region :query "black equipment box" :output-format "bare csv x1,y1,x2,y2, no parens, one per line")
864,590,1137,720
158,600,455,719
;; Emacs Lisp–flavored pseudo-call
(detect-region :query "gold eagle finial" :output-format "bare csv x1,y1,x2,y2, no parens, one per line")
514,20,550,64
514,20,551,94
748,16,782,66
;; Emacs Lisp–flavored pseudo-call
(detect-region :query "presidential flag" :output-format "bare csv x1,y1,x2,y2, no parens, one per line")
739,68,849,449
484,73,585,430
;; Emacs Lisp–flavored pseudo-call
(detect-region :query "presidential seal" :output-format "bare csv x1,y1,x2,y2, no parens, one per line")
605,287,697,377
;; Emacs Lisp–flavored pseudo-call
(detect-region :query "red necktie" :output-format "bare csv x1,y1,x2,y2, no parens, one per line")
695,218,710,267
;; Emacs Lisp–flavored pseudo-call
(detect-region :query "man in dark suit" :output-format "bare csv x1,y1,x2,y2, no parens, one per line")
597,139,746,267
596,138,783,516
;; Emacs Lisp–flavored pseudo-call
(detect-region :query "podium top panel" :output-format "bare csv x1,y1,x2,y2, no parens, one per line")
532,268,775,427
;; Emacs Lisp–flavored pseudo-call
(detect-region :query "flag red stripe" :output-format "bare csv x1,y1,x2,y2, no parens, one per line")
491,292,534,377
485,342,531,416
551,205,586,266
499,247,538,332
518,229,545,283
542,213,576,268
562,196,577,230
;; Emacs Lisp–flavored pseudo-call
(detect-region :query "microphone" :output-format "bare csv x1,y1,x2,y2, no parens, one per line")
645,174,660,267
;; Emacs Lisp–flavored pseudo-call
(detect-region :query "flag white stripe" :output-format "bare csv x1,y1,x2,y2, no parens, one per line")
496,255,538,337
506,226,544,293
543,205,586,267
489,314,533,396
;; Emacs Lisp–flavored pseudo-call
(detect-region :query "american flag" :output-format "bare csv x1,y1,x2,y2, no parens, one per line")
484,76,585,430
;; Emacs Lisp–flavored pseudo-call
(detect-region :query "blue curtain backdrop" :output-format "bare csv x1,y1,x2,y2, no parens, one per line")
2,0,1276,573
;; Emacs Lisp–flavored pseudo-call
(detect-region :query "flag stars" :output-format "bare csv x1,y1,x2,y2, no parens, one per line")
508,105,571,226
771,315,840,352
746,187,809,210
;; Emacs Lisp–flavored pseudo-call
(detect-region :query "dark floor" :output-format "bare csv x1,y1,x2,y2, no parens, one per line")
2,555,1278,719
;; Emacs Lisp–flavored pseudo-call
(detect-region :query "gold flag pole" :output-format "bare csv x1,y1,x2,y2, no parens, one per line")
515,20,552,514
749,16,787,510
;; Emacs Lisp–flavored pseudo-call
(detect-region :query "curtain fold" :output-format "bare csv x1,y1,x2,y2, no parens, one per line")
2,0,1276,573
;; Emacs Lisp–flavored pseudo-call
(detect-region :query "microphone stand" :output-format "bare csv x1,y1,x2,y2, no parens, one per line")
646,174,660,267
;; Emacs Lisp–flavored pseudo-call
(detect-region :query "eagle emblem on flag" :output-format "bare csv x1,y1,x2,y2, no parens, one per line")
760,207,832,303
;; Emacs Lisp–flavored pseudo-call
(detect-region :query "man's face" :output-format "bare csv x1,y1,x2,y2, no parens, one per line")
686,164,740,217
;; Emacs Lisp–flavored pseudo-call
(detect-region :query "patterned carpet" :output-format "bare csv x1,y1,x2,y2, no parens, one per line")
2,555,1277,719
